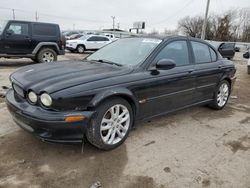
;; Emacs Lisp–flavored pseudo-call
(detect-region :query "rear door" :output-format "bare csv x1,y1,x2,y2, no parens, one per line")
2,21,31,54
190,40,224,103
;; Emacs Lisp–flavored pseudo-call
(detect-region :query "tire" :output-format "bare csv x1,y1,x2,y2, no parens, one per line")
37,48,57,63
77,45,85,53
209,80,230,110
86,97,133,150
248,66,250,75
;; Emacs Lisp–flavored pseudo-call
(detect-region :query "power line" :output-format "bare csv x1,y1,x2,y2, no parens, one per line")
0,6,110,24
150,0,194,26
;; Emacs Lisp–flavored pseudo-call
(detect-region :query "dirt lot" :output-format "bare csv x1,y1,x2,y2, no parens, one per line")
0,53,250,188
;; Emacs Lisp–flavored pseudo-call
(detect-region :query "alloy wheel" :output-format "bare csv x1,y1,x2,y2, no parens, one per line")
77,46,84,53
100,104,130,145
217,83,229,107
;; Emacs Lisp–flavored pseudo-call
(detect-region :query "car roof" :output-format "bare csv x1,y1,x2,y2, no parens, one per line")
7,20,58,26
130,35,212,44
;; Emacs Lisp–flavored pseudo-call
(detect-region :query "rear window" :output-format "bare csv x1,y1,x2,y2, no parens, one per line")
32,24,57,36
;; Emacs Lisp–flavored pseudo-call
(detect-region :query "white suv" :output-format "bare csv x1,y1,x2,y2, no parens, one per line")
66,35,112,53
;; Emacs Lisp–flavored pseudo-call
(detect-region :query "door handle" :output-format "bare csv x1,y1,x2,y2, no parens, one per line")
188,69,194,73
218,65,222,69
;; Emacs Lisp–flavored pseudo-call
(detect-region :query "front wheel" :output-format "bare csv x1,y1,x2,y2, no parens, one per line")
86,97,133,150
209,80,230,110
77,45,85,53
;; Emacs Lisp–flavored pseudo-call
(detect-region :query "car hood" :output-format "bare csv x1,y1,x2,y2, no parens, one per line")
11,60,132,94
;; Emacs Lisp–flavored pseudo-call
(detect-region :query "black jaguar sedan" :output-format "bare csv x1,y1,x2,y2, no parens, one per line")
6,36,236,150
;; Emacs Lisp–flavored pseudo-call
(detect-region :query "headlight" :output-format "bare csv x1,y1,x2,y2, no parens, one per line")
28,91,38,104
40,93,52,107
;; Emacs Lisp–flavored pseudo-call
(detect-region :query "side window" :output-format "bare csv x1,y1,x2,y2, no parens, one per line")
191,41,211,63
7,23,29,35
98,37,109,41
155,40,190,67
33,24,57,36
87,36,96,41
209,47,217,62
220,43,234,49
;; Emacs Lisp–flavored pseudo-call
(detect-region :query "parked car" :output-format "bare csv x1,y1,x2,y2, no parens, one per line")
0,20,65,63
208,41,235,59
243,50,250,74
62,31,81,40
6,36,236,150
66,35,112,53
66,33,84,40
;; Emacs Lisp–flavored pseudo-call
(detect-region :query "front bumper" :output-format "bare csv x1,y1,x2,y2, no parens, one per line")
5,89,95,144
66,44,77,51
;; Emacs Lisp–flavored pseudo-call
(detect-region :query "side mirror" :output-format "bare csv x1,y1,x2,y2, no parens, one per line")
6,29,14,36
243,52,250,59
156,59,176,70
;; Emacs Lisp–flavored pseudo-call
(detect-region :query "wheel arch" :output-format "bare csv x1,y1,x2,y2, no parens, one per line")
32,42,60,55
76,44,86,50
87,87,139,118
220,75,232,89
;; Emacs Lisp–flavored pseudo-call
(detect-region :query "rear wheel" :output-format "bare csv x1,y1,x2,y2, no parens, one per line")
86,97,133,150
37,48,57,63
209,80,230,110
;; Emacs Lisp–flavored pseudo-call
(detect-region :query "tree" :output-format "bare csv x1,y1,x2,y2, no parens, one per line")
178,16,204,38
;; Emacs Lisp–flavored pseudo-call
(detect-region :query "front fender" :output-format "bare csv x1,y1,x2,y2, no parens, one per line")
88,87,139,114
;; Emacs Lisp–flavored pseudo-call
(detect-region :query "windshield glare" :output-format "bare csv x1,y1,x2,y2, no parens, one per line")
87,38,162,66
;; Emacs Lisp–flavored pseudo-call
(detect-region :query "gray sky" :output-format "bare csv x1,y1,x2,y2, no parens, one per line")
0,0,249,32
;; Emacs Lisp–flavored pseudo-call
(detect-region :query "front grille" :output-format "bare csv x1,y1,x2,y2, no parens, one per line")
13,83,25,98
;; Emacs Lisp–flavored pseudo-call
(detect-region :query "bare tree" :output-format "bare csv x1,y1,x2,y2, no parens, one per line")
178,16,203,38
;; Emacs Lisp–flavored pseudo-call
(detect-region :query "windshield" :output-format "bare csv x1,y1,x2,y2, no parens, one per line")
87,38,162,66
79,35,87,40
0,21,7,34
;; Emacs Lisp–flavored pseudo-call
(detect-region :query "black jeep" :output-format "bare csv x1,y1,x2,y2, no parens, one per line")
0,20,65,63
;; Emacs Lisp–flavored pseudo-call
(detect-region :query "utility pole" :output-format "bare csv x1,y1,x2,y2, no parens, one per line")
201,0,210,40
111,16,115,30
35,11,39,21
12,9,15,20
117,22,120,29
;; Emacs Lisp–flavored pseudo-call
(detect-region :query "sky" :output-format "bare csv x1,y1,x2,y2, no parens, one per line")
0,0,249,32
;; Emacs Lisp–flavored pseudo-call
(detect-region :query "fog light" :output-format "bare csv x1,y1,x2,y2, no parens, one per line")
28,91,38,104
40,93,52,107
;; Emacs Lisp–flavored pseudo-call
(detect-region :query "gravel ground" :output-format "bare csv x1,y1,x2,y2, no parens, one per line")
0,52,249,188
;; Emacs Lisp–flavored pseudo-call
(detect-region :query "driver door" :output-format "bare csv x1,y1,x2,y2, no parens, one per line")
136,40,196,119
2,22,31,54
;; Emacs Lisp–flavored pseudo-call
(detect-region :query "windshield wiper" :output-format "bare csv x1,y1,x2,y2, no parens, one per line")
91,59,123,67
